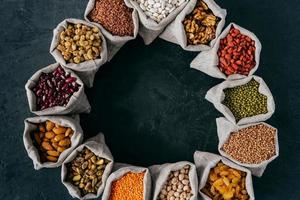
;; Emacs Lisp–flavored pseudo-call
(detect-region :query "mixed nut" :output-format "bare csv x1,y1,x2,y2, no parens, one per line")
32,66,81,110
218,26,256,76
134,0,187,23
88,0,135,36
183,0,220,45
32,120,73,162
158,165,193,200
201,162,249,200
56,23,102,64
222,78,268,122
222,123,277,164
67,147,110,196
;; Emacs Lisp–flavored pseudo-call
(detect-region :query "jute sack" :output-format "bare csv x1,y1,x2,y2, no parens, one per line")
205,75,275,125
150,161,198,200
25,63,91,116
193,151,255,200
160,0,226,51
190,23,262,80
50,18,108,88
61,133,114,200
216,117,279,177
23,115,83,170
129,0,189,45
84,0,139,60
102,163,152,200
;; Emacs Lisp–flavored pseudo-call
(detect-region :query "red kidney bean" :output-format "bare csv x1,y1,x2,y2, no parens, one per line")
32,66,81,111
218,26,256,76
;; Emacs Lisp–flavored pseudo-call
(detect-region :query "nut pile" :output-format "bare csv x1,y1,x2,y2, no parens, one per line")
222,79,268,122
32,120,73,162
57,23,102,64
33,66,81,110
183,0,220,45
158,165,193,200
109,171,145,200
67,147,110,196
218,26,256,76
134,0,187,23
222,123,277,164
201,162,249,200
88,0,134,36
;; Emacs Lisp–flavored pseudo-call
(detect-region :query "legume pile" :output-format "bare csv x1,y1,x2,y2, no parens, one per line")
67,147,110,196
88,0,135,37
222,123,277,164
57,23,102,64
109,171,145,200
183,0,220,45
218,26,256,76
32,66,81,111
134,0,187,23
32,120,73,162
201,162,249,200
222,78,268,122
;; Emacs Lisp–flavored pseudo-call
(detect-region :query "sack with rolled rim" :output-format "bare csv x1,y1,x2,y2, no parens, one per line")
193,151,255,200
216,117,279,177
160,0,226,51
84,0,139,60
190,23,262,80
61,133,114,200
23,115,83,170
150,161,198,200
50,18,108,88
102,163,152,200
25,63,91,116
205,75,275,125
129,0,189,45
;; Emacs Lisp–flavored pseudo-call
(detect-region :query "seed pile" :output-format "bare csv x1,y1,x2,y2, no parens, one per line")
109,171,145,200
88,0,134,36
218,26,256,76
33,66,80,110
57,23,102,64
222,78,268,122
201,162,249,200
222,123,277,164
158,165,193,200
67,147,110,196
32,120,73,162
183,0,220,45
134,0,187,23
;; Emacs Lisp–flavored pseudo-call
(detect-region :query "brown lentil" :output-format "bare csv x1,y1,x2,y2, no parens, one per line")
109,171,145,200
222,123,277,164
201,162,249,200
183,0,220,45
88,0,134,37
222,78,268,122
67,147,110,196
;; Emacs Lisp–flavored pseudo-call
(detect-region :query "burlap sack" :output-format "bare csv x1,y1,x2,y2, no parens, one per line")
150,161,198,200
205,75,275,125
102,164,152,200
160,0,226,51
61,133,114,200
25,63,91,116
129,0,189,45
190,23,262,80
216,117,279,177
193,151,255,200
84,0,139,60
23,115,83,170
50,18,108,88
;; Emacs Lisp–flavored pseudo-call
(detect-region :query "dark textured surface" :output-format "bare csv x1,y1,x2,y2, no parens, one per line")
0,0,299,199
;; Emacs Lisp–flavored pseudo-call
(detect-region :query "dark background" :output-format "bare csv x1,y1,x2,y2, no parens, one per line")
0,0,299,199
